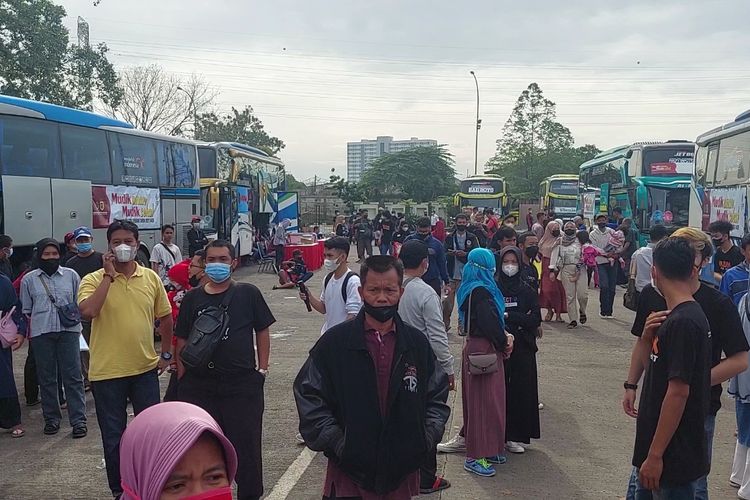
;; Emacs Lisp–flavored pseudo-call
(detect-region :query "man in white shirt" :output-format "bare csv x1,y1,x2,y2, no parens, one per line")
630,224,668,294
150,224,183,286
299,236,363,334
589,213,616,318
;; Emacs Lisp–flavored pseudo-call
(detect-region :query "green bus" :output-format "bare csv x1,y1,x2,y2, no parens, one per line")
453,174,512,217
539,174,579,218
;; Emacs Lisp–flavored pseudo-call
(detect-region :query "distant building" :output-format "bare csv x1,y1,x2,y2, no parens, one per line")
298,182,345,227
346,136,438,182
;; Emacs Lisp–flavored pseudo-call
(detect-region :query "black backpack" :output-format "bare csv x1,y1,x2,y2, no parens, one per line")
324,271,357,302
180,284,237,370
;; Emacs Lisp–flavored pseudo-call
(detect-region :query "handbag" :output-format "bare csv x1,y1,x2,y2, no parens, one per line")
464,289,500,375
180,284,237,370
623,277,639,312
0,305,18,349
39,275,82,328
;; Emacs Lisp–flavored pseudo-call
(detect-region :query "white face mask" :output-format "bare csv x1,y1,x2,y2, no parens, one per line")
3,247,12,258
114,243,137,263
323,257,339,273
651,276,663,297
502,264,519,277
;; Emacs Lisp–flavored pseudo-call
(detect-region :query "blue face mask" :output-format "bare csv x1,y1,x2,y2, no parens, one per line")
205,262,232,283
76,242,92,253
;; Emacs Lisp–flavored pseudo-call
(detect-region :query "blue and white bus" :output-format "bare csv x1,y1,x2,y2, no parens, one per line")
0,95,200,267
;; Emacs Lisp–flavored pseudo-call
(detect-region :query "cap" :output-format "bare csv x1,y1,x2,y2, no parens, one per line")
191,216,201,223
73,226,93,240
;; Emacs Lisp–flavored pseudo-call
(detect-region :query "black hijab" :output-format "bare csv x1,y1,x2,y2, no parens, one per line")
32,238,60,269
496,246,523,296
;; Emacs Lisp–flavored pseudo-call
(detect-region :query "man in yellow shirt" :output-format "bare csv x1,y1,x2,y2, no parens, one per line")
78,220,172,499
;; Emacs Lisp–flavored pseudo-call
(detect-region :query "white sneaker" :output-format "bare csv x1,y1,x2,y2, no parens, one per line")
295,432,305,445
437,433,466,453
505,441,525,454
538,402,544,410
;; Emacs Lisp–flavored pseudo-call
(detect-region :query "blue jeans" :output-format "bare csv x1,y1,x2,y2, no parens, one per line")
91,369,160,496
597,263,618,315
626,413,716,500
31,331,86,428
379,243,391,256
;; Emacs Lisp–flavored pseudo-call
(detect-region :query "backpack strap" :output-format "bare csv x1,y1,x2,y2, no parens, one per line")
219,282,238,311
324,271,357,302
158,242,176,262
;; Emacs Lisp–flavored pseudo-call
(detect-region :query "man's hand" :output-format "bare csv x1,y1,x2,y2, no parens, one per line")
622,389,638,418
504,333,515,356
639,454,663,491
11,334,24,351
299,290,308,302
442,285,451,297
455,250,467,258
103,251,116,276
157,357,169,375
643,310,670,341
448,374,455,391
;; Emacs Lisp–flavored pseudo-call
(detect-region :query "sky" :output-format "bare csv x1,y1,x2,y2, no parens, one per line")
58,0,750,184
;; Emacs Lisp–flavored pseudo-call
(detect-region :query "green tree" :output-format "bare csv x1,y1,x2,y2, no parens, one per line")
195,106,285,155
359,145,456,203
329,175,367,212
486,83,582,198
285,173,306,191
0,0,122,109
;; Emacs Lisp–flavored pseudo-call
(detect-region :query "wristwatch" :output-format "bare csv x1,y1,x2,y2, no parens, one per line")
624,382,638,391
258,368,268,377
160,352,173,361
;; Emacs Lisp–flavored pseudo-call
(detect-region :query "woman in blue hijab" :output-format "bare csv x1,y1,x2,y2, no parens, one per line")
441,248,514,478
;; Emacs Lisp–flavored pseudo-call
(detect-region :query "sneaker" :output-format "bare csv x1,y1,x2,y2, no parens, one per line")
26,399,41,407
567,321,577,329
72,424,87,439
505,441,525,454
43,423,60,435
539,402,545,410
437,433,466,453
599,313,607,319
464,458,496,477
487,455,507,465
579,314,587,324
419,477,451,494
295,432,305,445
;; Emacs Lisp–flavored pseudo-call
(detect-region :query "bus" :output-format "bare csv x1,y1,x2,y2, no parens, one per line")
579,141,696,245
694,109,750,237
539,174,579,217
454,174,512,217
0,95,200,268
197,142,286,257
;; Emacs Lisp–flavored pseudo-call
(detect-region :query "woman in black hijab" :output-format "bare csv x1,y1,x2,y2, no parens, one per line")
495,246,541,455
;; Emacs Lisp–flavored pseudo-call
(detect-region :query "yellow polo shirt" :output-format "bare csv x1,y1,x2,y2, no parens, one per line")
78,265,171,382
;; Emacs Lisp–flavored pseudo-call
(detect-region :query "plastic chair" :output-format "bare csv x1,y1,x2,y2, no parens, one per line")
256,242,278,274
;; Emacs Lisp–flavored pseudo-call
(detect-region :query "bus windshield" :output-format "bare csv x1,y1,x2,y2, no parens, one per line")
549,179,579,196
460,178,504,195
644,186,690,228
580,159,625,190
643,148,695,176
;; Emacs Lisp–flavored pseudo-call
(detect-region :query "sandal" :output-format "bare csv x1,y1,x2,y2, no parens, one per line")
11,427,25,438
544,311,553,322
579,314,587,324
567,321,577,329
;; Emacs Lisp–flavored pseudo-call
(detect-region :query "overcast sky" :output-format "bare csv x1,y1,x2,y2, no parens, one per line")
58,0,750,183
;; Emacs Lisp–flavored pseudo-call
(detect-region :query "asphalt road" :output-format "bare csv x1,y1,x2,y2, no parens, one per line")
0,257,741,500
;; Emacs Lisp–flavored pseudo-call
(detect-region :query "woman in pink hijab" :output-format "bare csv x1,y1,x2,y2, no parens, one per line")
120,402,238,500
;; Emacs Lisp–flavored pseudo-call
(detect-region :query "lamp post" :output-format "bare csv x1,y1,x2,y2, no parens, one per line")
176,85,196,137
469,71,481,176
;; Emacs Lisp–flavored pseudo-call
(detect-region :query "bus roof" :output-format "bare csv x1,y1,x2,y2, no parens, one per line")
101,126,198,145
461,174,505,181
198,141,284,167
0,94,134,130
541,174,578,184
696,110,750,146
580,145,629,170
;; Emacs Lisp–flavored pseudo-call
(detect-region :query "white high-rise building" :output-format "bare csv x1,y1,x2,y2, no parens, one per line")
346,136,438,182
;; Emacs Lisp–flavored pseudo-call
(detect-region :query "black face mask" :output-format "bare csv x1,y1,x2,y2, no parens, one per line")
597,222,607,229
712,238,724,248
417,233,430,240
39,258,60,276
364,302,398,322
564,229,576,236
524,245,539,260
551,230,561,237
188,275,201,288
455,225,467,232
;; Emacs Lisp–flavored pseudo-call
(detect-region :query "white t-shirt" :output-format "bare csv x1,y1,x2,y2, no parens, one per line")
150,242,183,284
319,269,363,335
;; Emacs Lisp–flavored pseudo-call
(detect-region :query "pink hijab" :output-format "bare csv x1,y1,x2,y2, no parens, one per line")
119,402,238,500
539,221,561,259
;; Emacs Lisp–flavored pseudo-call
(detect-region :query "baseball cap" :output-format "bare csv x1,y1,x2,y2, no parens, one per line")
73,226,93,240
191,216,201,223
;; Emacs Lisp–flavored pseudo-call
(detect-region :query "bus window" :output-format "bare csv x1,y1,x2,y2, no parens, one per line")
705,146,718,186
109,132,157,186
642,148,694,176
715,131,750,186
198,146,217,179
60,124,112,184
0,116,61,177
157,141,197,188
549,179,579,196
581,158,625,189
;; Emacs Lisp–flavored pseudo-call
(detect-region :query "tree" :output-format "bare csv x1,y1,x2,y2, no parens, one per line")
285,173,306,191
0,0,122,109
486,83,584,198
359,146,456,203
107,65,216,135
329,175,367,212
195,106,285,156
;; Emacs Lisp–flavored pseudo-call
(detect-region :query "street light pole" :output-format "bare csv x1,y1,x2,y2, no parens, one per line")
176,85,196,137
469,71,481,176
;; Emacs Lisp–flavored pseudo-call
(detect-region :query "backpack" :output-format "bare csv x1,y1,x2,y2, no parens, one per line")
180,284,237,370
324,271,357,302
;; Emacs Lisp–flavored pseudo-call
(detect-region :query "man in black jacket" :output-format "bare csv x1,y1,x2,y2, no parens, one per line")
294,255,450,499
444,213,479,331
186,216,209,257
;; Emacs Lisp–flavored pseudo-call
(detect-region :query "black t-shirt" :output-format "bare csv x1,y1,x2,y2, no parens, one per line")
65,251,104,278
380,220,394,244
714,245,744,275
632,283,749,414
632,301,711,484
175,282,276,375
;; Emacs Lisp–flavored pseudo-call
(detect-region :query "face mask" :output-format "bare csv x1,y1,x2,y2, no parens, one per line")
76,242,92,254
551,230,561,237
712,238,723,247
188,274,202,288
205,262,232,283
418,233,430,240
505,223,515,228
114,243,137,263
323,258,339,273
564,229,576,236
651,276,663,297
192,223,200,229
502,263,519,277
401,226,408,231
456,225,467,232
364,302,398,322
39,258,60,276
597,223,606,229
524,245,539,260
3,247,12,258
181,486,233,500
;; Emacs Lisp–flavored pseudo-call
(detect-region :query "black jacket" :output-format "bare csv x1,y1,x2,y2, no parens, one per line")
187,228,209,257
445,230,479,278
293,311,450,495
499,280,541,353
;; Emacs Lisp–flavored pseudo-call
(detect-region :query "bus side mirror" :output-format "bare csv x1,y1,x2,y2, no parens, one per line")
635,184,648,210
210,187,220,210
229,159,239,183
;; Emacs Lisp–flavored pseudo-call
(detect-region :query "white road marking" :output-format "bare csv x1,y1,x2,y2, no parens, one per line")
264,447,317,500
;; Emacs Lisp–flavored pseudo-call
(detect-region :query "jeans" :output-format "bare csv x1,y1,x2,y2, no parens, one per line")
379,243,391,256
597,263,618,315
632,477,697,499
31,332,86,428
91,369,160,496
24,340,65,405
626,413,716,500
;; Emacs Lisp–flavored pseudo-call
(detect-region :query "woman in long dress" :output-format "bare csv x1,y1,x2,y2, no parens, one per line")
496,247,541,454
0,273,26,437
539,221,567,322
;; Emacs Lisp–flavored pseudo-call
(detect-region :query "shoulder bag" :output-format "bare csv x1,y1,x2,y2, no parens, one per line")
180,284,237,370
38,275,81,328
0,305,18,348
465,289,500,375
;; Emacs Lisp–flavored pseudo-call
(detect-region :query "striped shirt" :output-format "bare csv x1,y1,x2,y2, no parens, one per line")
21,267,82,337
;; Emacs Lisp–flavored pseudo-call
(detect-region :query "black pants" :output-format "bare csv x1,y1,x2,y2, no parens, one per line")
420,448,438,489
356,239,372,260
274,244,285,270
177,370,265,500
